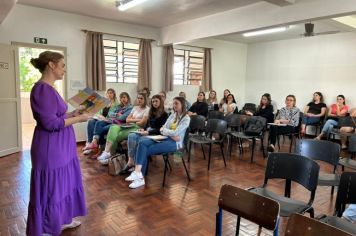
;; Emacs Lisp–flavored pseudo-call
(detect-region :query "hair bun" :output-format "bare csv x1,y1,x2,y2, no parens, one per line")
30,58,38,68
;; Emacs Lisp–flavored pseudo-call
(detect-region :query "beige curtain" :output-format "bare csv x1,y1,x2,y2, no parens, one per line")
200,48,212,92
163,45,174,92
85,31,106,91
137,39,152,91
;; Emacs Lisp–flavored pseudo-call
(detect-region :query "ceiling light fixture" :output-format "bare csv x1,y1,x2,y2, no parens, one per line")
332,16,356,29
116,0,148,11
243,26,288,37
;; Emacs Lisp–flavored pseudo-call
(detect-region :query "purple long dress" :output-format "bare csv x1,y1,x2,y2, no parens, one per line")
26,81,87,236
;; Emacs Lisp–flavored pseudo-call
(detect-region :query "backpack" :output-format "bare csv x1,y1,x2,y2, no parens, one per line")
244,116,266,136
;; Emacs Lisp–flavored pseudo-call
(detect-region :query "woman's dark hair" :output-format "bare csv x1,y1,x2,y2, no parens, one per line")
196,91,207,103
141,87,150,97
119,92,131,105
149,94,165,118
106,88,117,102
286,94,296,107
173,96,187,124
30,51,64,73
312,92,324,103
137,92,147,108
258,93,271,110
226,93,236,104
337,95,346,105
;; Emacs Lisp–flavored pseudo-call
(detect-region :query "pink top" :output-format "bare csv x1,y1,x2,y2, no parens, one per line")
330,104,348,115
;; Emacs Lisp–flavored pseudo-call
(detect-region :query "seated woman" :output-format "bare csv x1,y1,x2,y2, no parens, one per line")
188,91,209,117
267,95,300,152
301,92,326,135
340,109,356,149
315,95,349,140
245,93,274,123
220,93,238,116
207,90,218,111
124,96,190,189
82,92,132,155
179,91,191,110
120,94,169,175
97,93,149,164
219,89,230,108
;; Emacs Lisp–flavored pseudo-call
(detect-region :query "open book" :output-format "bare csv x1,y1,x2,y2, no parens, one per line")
267,123,287,126
68,87,109,114
146,135,168,141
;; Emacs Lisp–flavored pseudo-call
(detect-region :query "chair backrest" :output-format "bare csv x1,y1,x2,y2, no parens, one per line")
294,139,340,167
208,110,224,120
182,127,191,153
285,213,352,236
265,153,320,193
243,116,267,136
205,119,227,136
348,135,356,153
334,172,356,217
338,116,356,128
242,103,257,113
224,114,242,130
189,115,206,134
218,184,280,231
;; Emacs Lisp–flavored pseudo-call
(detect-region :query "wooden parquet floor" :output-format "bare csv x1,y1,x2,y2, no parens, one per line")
0,139,350,236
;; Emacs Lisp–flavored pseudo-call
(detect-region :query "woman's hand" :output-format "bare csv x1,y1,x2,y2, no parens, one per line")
275,120,281,124
171,135,180,141
78,113,92,122
141,131,149,136
246,111,253,116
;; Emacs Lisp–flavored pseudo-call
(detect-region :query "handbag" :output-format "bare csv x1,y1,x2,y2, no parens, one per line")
108,154,127,176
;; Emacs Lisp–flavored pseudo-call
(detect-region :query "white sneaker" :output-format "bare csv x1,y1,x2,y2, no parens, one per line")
83,149,92,155
97,151,111,161
61,219,81,230
125,171,142,182
129,178,145,189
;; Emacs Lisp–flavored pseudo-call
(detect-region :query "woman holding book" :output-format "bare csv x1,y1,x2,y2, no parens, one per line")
267,95,300,152
120,94,168,175
82,92,132,155
125,96,190,189
97,93,149,164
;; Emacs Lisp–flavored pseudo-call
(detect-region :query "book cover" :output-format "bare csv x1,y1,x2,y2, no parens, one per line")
68,87,109,114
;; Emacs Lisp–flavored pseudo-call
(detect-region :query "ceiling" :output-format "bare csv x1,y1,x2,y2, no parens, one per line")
214,16,356,44
17,0,262,27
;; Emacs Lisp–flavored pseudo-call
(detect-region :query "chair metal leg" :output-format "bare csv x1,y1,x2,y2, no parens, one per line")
308,207,315,218
181,155,191,181
220,143,226,167
236,215,241,236
188,141,192,163
273,217,280,236
285,179,291,198
331,186,335,195
208,144,212,170
289,135,294,153
167,157,173,172
215,208,222,236
162,155,169,187
260,135,266,158
201,144,206,160
250,139,256,163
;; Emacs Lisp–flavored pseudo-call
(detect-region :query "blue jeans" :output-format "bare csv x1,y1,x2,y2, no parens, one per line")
92,120,112,145
127,133,149,161
302,116,321,125
343,204,356,222
86,119,97,142
135,138,177,175
321,119,338,136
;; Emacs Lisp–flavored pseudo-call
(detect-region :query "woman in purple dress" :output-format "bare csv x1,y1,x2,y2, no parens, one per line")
26,51,90,236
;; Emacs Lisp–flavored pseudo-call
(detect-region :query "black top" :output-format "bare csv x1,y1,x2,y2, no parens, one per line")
189,101,209,117
102,107,110,117
307,102,326,115
255,104,274,123
147,112,169,135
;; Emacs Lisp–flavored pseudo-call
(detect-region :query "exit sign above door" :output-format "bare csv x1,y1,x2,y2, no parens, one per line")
34,37,47,44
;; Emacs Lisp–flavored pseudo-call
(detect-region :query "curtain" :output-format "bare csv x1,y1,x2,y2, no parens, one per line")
137,39,152,91
85,31,106,91
163,45,174,92
200,48,212,92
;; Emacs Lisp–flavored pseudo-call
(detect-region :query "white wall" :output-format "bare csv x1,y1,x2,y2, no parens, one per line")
0,5,247,141
245,32,356,111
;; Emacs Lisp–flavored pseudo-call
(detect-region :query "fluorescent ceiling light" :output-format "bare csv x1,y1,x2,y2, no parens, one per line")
332,16,356,29
117,0,148,11
243,27,287,37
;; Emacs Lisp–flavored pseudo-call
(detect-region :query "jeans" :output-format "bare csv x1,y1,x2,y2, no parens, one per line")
269,125,296,146
92,120,112,145
86,119,97,143
321,119,338,136
127,133,149,161
135,138,177,175
302,116,321,125
343,204,356,222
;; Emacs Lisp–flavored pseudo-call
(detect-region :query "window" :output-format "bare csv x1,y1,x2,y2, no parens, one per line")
103,39,139,83
174,49,204,85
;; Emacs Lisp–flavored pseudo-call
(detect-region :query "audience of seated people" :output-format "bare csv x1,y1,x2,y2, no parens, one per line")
267,95,300,152
245,93,274,123
220,93,238,116
315,95,349,140
120,94,169,175
300,92,327,135
97,93,150,164
124,96,190,188
188,91,209,117
179,91,191,110
207,90,219,111
82,91,132,155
